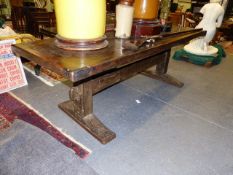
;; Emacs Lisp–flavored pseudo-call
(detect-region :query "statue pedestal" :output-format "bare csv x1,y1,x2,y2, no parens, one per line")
184,44,218,56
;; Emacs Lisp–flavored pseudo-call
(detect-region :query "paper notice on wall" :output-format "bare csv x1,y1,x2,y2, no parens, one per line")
0,39,27,94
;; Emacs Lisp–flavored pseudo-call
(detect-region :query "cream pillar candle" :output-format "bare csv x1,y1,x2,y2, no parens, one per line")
115,3,134,38
54,0,106,40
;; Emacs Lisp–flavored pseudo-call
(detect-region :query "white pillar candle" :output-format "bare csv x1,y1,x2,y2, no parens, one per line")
115,4,134,38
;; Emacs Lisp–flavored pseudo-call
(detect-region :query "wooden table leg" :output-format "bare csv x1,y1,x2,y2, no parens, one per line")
59,82,116,144
142,50,184,88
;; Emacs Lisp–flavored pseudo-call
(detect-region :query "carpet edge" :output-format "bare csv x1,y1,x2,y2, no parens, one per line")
8,92,92,154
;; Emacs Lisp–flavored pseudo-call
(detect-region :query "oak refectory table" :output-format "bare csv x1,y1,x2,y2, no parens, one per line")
12,29,205,144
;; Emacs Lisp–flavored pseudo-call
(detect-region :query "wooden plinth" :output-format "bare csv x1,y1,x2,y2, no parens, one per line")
131,19,162,38
55,35,108,51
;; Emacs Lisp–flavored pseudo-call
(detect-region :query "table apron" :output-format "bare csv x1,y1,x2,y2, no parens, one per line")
77,51,166,95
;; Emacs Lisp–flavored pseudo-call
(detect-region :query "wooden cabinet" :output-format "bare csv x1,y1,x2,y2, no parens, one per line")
225,0,233,17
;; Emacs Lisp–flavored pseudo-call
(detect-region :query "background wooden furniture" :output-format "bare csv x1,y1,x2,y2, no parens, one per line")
11,6,47,33
0,0,8,17
24,7,46,34
40,26,56,38
219,20,233,40
11,6,26,32
9,0,23,7
225,0,233,17
168,12,185,28
30,11,56,37
107,0,118,13
12,29,205,144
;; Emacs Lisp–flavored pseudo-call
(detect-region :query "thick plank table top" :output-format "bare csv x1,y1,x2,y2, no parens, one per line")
12,29,205,83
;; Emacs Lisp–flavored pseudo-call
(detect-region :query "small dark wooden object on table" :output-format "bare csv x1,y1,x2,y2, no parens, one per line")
12,29,205,144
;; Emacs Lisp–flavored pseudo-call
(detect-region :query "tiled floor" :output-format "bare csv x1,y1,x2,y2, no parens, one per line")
13,47,233,175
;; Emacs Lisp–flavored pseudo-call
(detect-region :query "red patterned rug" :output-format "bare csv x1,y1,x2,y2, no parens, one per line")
0,93,90,159
0,114,11,131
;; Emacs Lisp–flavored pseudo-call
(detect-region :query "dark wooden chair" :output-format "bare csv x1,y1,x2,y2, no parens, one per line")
11,6,47,34
24,7,46,34
168,12,184,28
11,6,26,33
29,12,56,37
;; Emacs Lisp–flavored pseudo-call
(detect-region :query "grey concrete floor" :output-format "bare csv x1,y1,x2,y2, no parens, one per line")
13,47,233,175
